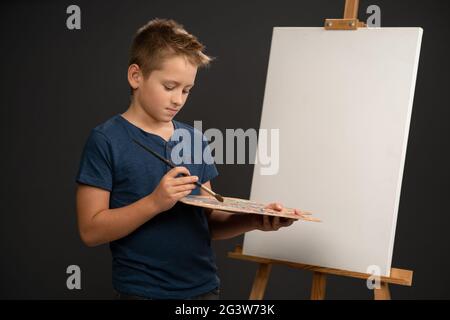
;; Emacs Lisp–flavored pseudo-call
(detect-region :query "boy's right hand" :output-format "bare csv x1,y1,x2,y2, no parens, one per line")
149,166,198,213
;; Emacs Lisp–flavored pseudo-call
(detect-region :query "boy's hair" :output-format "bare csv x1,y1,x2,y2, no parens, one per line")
128,18,213,86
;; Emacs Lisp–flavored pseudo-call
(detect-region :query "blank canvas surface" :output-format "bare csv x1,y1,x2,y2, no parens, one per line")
243,27,423,276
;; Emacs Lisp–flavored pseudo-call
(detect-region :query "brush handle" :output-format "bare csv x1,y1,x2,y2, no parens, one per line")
132,139,175,168
133,138,216,196
198,182,216,196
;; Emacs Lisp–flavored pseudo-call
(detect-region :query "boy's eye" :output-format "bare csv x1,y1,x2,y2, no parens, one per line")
164,85,190,95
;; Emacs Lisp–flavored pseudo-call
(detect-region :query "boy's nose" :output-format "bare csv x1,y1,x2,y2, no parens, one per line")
171,92,183,106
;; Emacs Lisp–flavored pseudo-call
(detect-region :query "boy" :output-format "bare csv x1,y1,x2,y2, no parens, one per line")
75,18,300,300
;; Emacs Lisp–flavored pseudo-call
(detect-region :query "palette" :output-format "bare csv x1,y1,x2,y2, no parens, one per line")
179,195,321,222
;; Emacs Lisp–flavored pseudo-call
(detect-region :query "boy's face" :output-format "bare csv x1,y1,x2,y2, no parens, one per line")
131,55,197,123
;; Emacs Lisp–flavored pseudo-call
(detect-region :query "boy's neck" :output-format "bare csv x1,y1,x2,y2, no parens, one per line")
122,101,174,136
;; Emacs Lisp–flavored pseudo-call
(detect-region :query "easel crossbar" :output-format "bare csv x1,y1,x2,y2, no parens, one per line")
228,245,413,286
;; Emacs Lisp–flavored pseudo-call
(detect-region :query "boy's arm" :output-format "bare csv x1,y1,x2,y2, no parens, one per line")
76,184,159,247
76,166,198,247
201,182,297,240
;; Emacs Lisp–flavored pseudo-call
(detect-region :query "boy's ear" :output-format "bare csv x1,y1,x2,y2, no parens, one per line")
127,64,142,90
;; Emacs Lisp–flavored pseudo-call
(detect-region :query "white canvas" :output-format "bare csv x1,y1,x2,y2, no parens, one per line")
243,27,423,276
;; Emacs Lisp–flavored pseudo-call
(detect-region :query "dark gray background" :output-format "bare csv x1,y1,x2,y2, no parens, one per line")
1,0,449,299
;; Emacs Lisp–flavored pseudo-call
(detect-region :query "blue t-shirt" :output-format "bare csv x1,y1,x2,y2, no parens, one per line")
75,114,220,299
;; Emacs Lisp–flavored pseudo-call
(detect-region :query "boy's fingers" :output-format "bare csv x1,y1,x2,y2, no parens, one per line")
172,184,197,193
166,166,191,178
265,202,283,211
171,175,198,186
294,209,312,216
273,216,282,230
174,189,194,199
281,218,295,226
263,215,271,230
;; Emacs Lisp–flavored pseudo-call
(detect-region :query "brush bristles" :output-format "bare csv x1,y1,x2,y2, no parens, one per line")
214,194,224,202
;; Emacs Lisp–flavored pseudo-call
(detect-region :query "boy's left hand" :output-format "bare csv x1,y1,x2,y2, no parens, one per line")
253,203,300,232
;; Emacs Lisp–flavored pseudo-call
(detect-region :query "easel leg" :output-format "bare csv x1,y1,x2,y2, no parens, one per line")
249,263,272,300
374,282,391,300
311,272,327,300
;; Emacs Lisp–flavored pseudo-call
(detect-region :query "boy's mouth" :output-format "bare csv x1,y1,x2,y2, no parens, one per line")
166,108,178,114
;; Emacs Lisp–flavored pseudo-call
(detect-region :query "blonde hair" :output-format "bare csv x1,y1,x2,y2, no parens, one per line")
128,18,214,82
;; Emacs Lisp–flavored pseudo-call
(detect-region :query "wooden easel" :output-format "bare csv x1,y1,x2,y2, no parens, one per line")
228,245,412,300
228,0,414,300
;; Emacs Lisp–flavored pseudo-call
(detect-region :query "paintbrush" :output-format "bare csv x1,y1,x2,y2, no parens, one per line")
132,138,224,202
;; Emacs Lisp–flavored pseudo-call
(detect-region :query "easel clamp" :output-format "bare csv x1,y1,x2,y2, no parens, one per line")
324,0,367,30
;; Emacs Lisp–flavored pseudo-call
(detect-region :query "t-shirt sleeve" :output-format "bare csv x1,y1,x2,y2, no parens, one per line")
200,136,219,184
75,130,113,191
